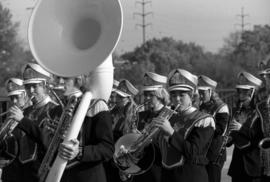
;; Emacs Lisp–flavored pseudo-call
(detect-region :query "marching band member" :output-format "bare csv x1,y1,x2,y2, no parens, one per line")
258,68,270,182
133,72,169,182
0,78,29,182
155,69,215,182
8,63,58,182
227,71,263,182
105,79,138,182
57,75,114,182
16,75,84,149
111,79,139,141
198,75,229,182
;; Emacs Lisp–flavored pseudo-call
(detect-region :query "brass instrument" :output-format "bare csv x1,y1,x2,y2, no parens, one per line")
258,96,270,176
48,84,65,109
114,104,179,175
38,95,79,182
126,100,150,134
28,0,123,181
0,97,33,142
0,110,9,117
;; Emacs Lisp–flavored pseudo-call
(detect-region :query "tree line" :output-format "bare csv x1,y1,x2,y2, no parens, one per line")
0,2,270,95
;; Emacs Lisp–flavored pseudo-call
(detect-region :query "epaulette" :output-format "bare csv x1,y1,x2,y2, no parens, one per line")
217,104,229,114
86,99,109,117
194,116,216,129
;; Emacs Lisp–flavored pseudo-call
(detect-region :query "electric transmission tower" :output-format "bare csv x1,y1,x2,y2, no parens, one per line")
134,0,153,45
236,7,250,34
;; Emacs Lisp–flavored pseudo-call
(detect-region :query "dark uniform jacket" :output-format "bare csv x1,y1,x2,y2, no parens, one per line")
1,96,57,182
19,99,114,182
61,101,114,182
200,99,229,165
228,105,264,178
132,109,163,182
159,107,215,182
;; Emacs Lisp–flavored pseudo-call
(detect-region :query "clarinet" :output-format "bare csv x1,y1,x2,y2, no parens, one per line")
214,102,243,165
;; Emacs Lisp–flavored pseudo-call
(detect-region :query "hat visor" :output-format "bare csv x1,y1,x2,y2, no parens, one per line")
198,86,212,91
24,78,46,85
142,85,163,92
258,69,270,75
114,89,131,97
7,90,25,96
235,85,255,90
168,84,194,92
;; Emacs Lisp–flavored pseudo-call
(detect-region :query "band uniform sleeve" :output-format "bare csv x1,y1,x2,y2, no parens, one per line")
81,110,114,163
169,117,215,160
215,105,230,136
17,118,44,147
230,115,262,150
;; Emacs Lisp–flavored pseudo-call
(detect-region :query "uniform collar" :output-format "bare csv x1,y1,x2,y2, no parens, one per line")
33,95,52,109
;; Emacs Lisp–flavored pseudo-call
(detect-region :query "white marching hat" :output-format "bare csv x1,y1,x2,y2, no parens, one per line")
114,79,138,97
198,75,217,91
236,71,262,90
5,78,25,96
167,69,198,92
142,72,167,91
22,63,51,85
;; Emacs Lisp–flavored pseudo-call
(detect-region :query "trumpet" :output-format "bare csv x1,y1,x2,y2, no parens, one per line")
0,110,10,117
0,96,33,141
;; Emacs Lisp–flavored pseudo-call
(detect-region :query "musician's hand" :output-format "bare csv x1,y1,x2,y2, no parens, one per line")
9,106,24,121
229,119,242,131
58,139,79,161
154,117,174,136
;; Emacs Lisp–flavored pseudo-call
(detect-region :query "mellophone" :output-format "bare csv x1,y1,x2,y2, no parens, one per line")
113,104,180,175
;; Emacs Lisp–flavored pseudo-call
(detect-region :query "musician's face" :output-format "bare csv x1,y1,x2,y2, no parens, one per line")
144,91,161,109
236,88,252,104
64,78,76,94
109,92,117,107
115,94,129,107
170,90,192,111
9,93,26,108
24,82,46,103
198,89,211,103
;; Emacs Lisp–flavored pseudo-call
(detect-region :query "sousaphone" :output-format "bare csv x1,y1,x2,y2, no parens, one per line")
28,0,123,181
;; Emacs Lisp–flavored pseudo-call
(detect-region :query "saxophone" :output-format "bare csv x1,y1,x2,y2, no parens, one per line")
113,104,179,175
38,95,80,182
258,95,270,176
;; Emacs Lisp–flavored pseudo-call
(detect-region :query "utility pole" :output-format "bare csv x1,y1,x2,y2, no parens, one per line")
236,7,250,34
134,0,153,45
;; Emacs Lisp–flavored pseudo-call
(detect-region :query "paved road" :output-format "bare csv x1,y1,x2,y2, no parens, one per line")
221,146,233,182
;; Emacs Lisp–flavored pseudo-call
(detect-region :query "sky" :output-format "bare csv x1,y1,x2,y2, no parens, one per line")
1,0,270,54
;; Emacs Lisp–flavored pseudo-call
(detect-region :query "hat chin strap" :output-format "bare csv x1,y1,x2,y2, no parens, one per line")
250,87,255,100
